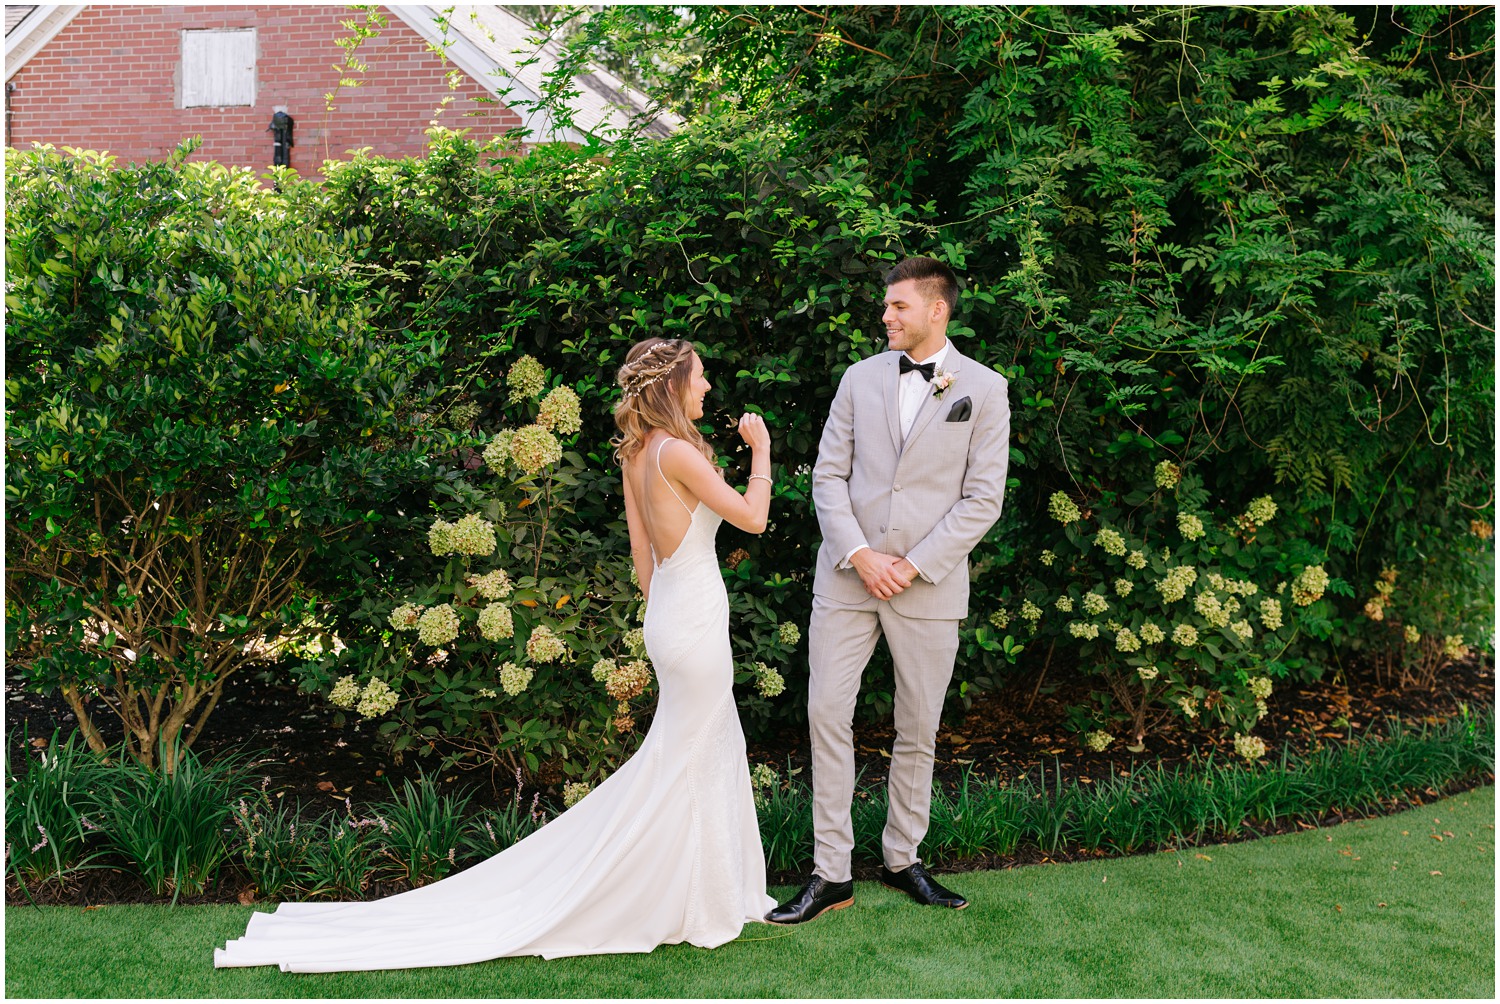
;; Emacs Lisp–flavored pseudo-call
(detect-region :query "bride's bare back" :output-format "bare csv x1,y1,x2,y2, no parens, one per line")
622,423,772,603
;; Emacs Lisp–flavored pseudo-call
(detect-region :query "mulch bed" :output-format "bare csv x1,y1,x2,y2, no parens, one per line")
6,652,1492,905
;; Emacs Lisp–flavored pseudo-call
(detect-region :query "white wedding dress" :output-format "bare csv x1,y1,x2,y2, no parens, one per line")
215,440,776,972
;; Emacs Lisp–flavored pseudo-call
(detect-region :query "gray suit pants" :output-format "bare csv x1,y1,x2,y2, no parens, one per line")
808,592,960,883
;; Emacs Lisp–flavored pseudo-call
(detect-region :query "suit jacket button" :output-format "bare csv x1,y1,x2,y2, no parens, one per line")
893,483,902,491
879,525,886,533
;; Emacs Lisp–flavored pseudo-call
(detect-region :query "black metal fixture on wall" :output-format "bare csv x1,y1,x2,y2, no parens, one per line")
268,111,294,167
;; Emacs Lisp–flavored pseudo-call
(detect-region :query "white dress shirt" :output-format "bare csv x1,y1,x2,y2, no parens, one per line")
840,339,951,581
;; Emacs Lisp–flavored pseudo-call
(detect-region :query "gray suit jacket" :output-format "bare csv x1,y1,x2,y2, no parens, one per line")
811,345,1010,619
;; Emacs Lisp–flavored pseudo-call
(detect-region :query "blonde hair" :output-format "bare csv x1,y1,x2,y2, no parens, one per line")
611,338,714,467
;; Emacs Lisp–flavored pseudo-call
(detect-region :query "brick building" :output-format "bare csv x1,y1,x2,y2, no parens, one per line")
3,4,675,171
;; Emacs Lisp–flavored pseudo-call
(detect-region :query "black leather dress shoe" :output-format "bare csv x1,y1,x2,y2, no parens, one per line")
880,863,968,909
764,875,855,925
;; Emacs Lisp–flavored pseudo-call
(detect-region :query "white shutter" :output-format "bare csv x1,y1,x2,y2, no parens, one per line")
181,28,256,107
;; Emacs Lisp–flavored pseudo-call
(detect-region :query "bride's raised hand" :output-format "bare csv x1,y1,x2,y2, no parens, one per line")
737,412,771,453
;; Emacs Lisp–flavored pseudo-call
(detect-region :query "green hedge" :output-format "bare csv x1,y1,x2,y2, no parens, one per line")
5,5,1492,777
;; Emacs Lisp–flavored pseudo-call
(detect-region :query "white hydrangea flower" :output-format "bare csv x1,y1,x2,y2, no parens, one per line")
526,625,566,663
1094,527,1126,556
329,675,360,709
1126,550,1147,570
1442,634,1468,660
389,603,425,632
1155,565,1198,603
1082,591,1109,615
1114,578,1133,597
1055,595,1074,613
1172,623,1198,647
1068,621,1100,640
477,603,514,641
1291,565,1329,606
509,424,563,475
1195,591,1231,628
1233,733,1267,762
755,662,786,698
499,661,533,696
1229,619,1253,641
1238,495,1277,528
427,519,454,556
562,781,591,808
1259,598,1283,630
591,657,617,683
1139,622,1165,645
477,687,497,699
1020,599,1043,622
1403,624,1420,644
989,608,1011,630
1040,549,1056,567
605,659,652,701
1083,730,1113,752
778,623,802,647
1137,664,1160,681
537,385,582,436
507,355,547,403
449,513,498,556
356,678,398,719
1048,492,1081,524
623,627,646,658
483,430,515,473
469,568,513,601
1248,676,1273,699
417,604,460,646
1177,512,1206,541
1115,628,1140,653
1177,695,1199,719
1154,460,1181,489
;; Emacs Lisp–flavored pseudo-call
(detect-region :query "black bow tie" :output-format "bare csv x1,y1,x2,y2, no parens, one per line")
899,356,936,381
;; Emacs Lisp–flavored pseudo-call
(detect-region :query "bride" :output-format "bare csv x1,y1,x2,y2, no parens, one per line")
215,337,777,972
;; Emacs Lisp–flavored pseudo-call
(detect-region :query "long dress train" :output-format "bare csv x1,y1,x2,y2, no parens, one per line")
214,446,775,972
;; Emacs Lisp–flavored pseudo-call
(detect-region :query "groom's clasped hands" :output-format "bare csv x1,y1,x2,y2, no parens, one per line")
848,547,918,601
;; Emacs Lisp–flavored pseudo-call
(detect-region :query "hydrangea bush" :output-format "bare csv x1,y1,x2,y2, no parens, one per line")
297,356,788,785
997,466,1350,754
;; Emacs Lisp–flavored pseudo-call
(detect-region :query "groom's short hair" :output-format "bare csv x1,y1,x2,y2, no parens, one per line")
883,257,960,317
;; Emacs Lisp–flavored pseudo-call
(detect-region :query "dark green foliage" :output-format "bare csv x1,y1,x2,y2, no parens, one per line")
461,792,548,861
492,4,1495,726
4,730,112,886
232,796,312,901
5,6,1491,762
3,143,447,768
369,772,473,887
297,814,379,901
88,744,256,898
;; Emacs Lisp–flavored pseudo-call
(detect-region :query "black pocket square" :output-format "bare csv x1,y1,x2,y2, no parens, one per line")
945,396,972,422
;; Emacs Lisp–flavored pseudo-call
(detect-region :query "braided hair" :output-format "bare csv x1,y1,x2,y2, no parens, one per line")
611,338,715,467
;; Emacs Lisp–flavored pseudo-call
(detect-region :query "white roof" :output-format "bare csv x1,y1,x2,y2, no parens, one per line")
5,4,83,80
6,6,38,36
387,5,680,143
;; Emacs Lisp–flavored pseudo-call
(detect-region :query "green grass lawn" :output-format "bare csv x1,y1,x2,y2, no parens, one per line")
7,786,1494,998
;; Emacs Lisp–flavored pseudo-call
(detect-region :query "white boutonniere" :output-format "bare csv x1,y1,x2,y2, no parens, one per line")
931,369,956,399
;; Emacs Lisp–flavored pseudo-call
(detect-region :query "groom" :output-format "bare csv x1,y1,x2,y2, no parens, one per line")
768,257,1011,923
